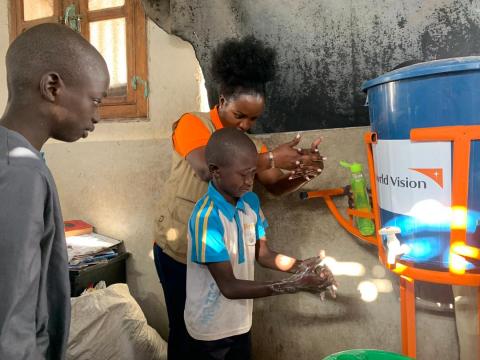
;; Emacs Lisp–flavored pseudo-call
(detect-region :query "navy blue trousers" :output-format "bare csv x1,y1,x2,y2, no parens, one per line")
188,331,251,360
153,244,189,360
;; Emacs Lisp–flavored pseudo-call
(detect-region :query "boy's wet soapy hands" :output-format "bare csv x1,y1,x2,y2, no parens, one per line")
292,264,337,296
296,252,338,299
294,254,325,273
270,250,338,299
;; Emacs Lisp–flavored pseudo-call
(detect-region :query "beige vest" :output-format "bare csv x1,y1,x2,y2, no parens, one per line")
154,111,263,264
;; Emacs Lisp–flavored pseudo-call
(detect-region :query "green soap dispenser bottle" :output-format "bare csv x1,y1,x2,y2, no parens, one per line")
340,161,375,236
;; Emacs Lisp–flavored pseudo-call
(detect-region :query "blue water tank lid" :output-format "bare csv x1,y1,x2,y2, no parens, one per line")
361,56,480,92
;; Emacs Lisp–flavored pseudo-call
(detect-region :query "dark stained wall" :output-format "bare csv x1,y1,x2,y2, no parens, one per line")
143,0,480,133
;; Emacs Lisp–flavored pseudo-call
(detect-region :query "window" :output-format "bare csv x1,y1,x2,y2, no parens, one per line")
9,0,148,120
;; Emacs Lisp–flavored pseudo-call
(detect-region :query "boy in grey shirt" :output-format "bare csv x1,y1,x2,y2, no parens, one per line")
0,23,109,359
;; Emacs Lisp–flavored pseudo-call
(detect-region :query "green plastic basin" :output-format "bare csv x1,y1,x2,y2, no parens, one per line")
322,349,413,360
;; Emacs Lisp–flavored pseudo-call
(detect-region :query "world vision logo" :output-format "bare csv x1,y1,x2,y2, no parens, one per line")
376,168,443,189
409,168,444,188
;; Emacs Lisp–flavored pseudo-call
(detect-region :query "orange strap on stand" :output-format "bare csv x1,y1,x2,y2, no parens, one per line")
364,132,384,261
400,276,416,357
300,188,377,245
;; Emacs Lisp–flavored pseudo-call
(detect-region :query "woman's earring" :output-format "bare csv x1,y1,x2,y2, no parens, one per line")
219,95,226,109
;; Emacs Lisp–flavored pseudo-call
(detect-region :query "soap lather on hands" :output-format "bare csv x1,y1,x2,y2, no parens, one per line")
270,250,338,300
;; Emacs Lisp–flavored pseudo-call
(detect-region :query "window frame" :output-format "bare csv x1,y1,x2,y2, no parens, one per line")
8,0,148,121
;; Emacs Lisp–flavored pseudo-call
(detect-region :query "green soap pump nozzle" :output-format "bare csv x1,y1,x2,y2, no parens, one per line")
340,161,375,236
340,161,363,173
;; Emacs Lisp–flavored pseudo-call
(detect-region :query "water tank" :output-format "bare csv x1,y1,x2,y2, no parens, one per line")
362,57,480,271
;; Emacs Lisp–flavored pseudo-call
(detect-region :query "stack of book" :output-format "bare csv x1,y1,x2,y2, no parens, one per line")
64,220,122,270
64,220,93,237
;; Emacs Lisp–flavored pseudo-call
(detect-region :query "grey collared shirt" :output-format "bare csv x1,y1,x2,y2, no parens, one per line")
0,125,70,359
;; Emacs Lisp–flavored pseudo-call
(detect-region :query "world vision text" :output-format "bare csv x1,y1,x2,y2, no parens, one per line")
376,174,427,189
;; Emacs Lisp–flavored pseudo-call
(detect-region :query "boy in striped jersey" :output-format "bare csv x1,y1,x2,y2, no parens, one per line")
185,128,336,359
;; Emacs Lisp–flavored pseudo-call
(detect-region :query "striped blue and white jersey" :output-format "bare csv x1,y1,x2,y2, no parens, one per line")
184,182,267,341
